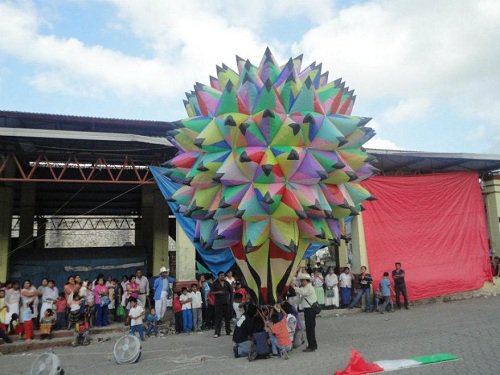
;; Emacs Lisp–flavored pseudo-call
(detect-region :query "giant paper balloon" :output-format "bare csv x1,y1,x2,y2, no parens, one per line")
164,48,377,303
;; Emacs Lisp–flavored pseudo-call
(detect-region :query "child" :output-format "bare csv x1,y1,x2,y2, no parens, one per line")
282,301,303,348
40,309,56,340
68,294,82,330
8,313,22,337
233,293,244,320
21,306,34,342
179,287,193,333
265,304,292,360
248,316,271,361
172,293,182,334
72,317,90,347
146,308,159,337
190,284,203,332
128,297,145,341
378,272,395,313
55,292,67,330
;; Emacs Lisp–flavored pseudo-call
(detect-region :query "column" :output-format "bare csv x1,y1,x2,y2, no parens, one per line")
141,185,154,269
0,185,13,281
35,217,47,249
485,178,500,256
351,213,369,272
19,183,36,249
152,189,169,275
175,220,196,281
338,239,350,269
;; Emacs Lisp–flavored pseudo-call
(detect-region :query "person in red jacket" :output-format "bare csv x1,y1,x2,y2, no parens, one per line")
172,293,182,334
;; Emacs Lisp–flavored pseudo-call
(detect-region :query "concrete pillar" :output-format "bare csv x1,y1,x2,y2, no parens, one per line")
141,185,155,269
351,213,369,272
152,189,169,275
134,218,143,247
0,185,13,281
338,239,350,269
35,217,47,249
175,220,196,281
19,183,36,249
484,178,500,256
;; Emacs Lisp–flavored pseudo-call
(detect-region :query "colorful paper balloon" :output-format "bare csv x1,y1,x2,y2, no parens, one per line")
164,48,377,303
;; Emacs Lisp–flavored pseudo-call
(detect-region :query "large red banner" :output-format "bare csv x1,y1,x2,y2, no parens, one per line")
362,172,492,300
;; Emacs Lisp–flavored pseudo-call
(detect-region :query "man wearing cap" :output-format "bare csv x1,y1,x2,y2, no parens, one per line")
136,269,149,308
293,273,318,352
154,267,175,321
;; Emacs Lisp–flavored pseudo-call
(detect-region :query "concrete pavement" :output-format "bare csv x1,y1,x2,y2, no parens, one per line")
0,296,498,374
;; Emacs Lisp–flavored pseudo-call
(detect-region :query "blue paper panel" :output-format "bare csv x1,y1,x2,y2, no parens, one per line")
150,166,235,275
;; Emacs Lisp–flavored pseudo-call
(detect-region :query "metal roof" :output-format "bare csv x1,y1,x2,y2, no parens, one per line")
367,149,500,175
2,110,500,175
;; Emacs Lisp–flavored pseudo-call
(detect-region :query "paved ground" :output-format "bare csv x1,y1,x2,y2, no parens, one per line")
1,296,499,375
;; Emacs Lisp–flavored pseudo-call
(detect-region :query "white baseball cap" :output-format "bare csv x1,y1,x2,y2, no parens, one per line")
159,267,169,273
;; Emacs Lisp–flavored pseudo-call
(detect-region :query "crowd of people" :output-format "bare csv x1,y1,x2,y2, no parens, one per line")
0,269,153,345
0,262,409,359
289,262,410,312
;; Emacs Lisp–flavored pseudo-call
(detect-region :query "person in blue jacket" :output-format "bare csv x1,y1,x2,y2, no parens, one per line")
153,267,175,322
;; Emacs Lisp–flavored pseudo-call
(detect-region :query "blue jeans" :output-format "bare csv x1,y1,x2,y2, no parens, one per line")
235,340,251,356
130,324,144,340
146,321,158,336
270,335,292,355
182,309,193,332
349,288,371,311
96,304,108,326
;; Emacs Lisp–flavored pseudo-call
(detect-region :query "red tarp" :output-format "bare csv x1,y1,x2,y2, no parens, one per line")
362,172,492,301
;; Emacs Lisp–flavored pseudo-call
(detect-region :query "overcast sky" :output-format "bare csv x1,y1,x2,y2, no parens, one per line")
1,0,499,153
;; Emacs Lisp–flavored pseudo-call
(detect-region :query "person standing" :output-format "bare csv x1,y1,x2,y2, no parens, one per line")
339,267,353,308
190,284,203,332
198,274,210,329
294,274,318,352
21,280,38,322
179,287,193,333
93,276,109,327
128,297,145,341
5,281,20,324
212,271,233,338
40,280,58,321
324,267,339,309
135,269,149,308
392,262,409,309
312,269,325,307
349,266,373,312
153,267,175,322
378,272,394,313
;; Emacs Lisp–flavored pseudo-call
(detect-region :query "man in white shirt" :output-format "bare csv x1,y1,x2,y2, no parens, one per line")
128,297,145,341
339,267,353,308
190,284,203,332
294,274,318,352
135,269,149,308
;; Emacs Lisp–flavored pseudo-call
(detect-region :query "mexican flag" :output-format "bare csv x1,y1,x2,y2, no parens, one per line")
335,349,459,374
